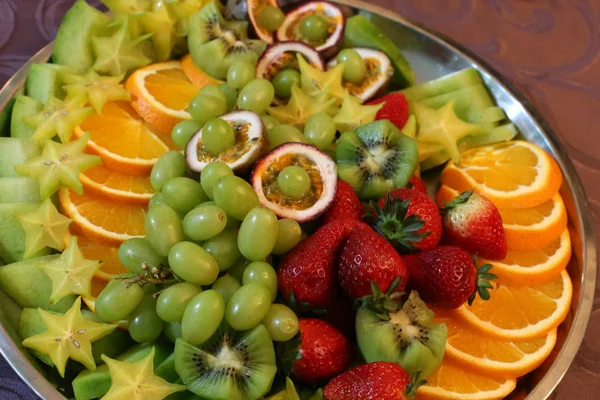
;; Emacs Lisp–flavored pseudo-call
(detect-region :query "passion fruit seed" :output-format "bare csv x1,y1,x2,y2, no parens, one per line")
277,166,312,200
259,5,285,32
272,69,301,99
337,49,367,85
203,118,236,156
299,15,329,42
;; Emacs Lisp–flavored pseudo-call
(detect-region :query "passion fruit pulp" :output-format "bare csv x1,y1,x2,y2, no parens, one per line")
251,143,337,222
247,0,283,44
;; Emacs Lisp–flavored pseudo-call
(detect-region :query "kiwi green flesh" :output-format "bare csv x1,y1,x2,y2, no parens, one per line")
175,324,276,400
336,120,419,201
356,291,447,379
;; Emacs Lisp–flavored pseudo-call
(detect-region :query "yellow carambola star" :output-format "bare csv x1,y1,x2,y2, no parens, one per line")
61,69,131,114
101,347,186,400
333,90,383,133
22,297,116,378
268,84,337,128
298,53,345,104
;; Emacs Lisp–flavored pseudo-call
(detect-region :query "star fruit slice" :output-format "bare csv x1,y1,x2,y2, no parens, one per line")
298,53,345,104
136,0,178,61
333,90,383,133
61,69,131,114
267,84,337,128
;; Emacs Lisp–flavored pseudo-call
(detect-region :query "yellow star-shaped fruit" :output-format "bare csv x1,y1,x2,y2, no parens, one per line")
137,1,177,61
17,198,72,259
413,100,483,162
22,297,116,378
268,84,337,128
61,69,131,114
101,0,150,14
101,347,186,400
39,236,103,303
298,54,345,104
333,90,383,133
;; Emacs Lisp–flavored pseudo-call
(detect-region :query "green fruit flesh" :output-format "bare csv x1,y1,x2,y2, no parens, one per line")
10,95,42,139
0,177,41,203
0,203,51,264
25,63,65,104
0,98,14,137
401,68,483,101
0,138,41,177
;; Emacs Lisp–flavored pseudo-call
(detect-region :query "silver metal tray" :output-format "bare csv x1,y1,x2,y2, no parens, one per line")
0,1,596,399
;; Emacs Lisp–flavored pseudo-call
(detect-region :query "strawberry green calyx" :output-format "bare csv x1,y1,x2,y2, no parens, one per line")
61,69,131,114
299,54,345,103
101,347,186,400
268,84,336,128
14,132,102,199
333,90,383,133
440,189,473,213
276,331,302,378
405,371,427,399
358,277,404,321
364,193,429,253
468,257,497,306
17,198,72,259
22,297,116,377
23,94,94,143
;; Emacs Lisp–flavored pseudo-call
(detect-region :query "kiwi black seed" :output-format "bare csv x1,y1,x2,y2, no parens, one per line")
175,324,277,400
355,291,447,378
336,119,419,201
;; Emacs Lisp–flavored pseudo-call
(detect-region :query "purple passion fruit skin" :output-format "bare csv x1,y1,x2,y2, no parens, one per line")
276,2,345,59
247,0,282,44
251,142,337,223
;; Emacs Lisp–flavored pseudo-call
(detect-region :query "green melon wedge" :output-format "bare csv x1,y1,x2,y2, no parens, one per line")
10,95,42,139
0,137,40,177
25,63,65,104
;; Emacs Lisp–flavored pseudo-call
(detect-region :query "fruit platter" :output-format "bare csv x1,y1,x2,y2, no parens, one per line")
0,0,595,399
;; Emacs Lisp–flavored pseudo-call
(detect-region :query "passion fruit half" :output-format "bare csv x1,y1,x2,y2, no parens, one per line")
185,110,268,173
257,41,325,81
276,1,345,59
251,143,337,222
247,0,283,44
327,48,393,102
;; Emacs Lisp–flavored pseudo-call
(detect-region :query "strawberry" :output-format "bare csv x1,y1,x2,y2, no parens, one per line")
291,318,353,384
407,175,427,194
440,190,507,260
324,362,424,400
403,245,497,309
338,223,408,299
277,219,359,309
365,188,442,253
367,92,410,131
321,179,364,225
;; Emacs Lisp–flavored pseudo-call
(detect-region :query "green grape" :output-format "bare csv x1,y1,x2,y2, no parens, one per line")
225,282,272,331
237,79,275,114
237,207,278,261
156,282,202,323
202,228,241,271
183,204,228,241
181,290,225,345
299,15,329,42
261,114,279,133
149,193,168,209
272,219,302,255
213,175,259,220
168,241,220,286
262,303,299,342
189,85,227,124
163,322,182,343
277,166,312,199
268,124,308,148
228,258,251,282
95,275,144,322
172,120,202,149
259,5,285,32
272,69,300,99
211,275,241,303
242,261,277,302
162,177,208,214
128,295,164,343
227,60,256,90
202,118,235,156
219,83,237,112
200,161,234,200
150,151,186,191
337,49,367,85
304,112,337,150
118,237,167,274
145,204,184,256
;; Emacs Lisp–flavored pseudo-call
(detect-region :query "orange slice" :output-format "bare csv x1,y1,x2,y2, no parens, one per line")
126,60,199,134
437,185,567,250
455,269,572,340
440,141,562,209
59,188,146,247
435,310,557,379
80,164,155,205
181,54,223,88
74,101,170,175
418,358,517,400
77,236,128,281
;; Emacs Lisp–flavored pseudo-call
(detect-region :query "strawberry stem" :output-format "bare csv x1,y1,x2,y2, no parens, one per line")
468,255,498,306
405,371,427,399
358,277,405,321
440,189,473,215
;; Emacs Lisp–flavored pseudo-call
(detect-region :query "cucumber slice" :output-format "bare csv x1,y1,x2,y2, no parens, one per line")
401,68,483,101
0,138,41,177
10,95,42,139
25,63,65,104
0,98,15,137
53,0,112,72
0,177,41,203
0,203,50,263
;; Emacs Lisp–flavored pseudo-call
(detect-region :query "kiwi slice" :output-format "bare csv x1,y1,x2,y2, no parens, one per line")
356,291,447,379
174,324,276,400
336,119,418,201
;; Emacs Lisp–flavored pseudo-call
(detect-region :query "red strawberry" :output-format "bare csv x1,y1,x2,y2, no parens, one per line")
291,318,353,384
338,223,408,299
278,219,359,309
403,245,497,309
367,92,410,131
440,190,507,260
365,188,442,253
407,175,427,194
321,179,364,225
324,362,423,400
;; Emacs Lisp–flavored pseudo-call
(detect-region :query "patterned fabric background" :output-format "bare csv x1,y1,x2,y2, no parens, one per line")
0,0,599,399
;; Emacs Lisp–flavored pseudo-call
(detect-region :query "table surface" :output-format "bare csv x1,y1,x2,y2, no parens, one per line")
1,0,599,399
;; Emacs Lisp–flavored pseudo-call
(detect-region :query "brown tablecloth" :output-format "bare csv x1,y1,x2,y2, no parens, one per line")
0,0,598,399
